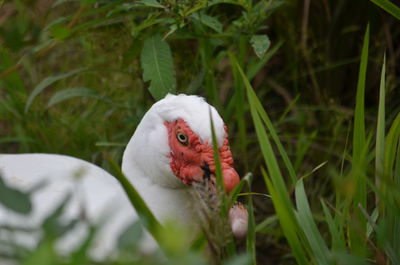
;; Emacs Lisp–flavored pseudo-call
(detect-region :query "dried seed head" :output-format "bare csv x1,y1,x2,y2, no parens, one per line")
229,203,248,239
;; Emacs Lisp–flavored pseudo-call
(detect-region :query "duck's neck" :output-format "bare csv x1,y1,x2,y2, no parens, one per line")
122,161,198,229
122,144,198,230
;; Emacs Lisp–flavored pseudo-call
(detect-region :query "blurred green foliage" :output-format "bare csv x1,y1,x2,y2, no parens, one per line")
1,0,400,264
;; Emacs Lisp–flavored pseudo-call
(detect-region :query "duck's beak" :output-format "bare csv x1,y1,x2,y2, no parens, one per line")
200,162,240,193
221,167,240,193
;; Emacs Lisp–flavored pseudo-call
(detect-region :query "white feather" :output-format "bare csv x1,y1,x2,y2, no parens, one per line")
0,94,226,259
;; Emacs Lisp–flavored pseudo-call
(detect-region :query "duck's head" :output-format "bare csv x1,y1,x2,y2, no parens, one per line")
122,94,240,192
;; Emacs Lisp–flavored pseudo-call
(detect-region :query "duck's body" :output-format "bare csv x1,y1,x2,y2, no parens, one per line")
0,94,241,259
0,154,133,257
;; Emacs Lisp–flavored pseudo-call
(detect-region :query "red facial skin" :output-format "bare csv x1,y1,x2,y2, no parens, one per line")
164,119,240,193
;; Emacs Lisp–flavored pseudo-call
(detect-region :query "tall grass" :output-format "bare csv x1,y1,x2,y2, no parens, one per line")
1,0,400,264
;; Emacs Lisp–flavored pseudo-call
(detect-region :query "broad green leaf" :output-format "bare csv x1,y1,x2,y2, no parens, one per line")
250,35,271,59
25,68,87,113
191,13,223,33
369,0,400,19
46,88,98,108
0,176,32,214
141,35,176,100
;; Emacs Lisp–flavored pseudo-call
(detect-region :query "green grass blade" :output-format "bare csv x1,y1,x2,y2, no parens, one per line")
262,170,309,265
234,56,297,184
369,0,400,19
384,113,400,185
246,40,283,81
320,199,346,251
384,112,400,255
295,180,332,265
232,55,308,264
349,24,369,256
229,173,251,206
227,51,248,171
244,175,256,265
25,68,87,113
210,110,224,193
210,110,236,257
375,53,386,205
106,156,162,241
46,87,99,108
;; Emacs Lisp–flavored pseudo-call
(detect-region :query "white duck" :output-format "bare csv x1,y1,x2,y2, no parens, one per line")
0,94,241,259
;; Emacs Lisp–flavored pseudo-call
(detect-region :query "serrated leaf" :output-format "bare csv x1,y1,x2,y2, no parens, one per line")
25,68,87,113
250,35,271,59
140,35,176,100
191,12,223,33
46,88,98,108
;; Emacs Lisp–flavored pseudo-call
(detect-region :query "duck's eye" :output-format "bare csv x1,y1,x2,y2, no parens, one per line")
176,132,189,146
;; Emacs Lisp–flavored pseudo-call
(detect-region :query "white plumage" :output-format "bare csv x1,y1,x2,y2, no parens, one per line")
0,94,232,259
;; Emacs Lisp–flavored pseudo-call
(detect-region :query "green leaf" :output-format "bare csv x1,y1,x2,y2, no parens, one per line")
262,171,309,265
191,13,223,33
250,35,271,59
49,22,71,40
232,55,308,264
349,24,369,256
141,35,176,100
369,0,400,19
375,54,386,199
295,180,332,265
117,221,143,249
46,88,98,108
25,68,87,113
246,40,283,81
106,157,162,242
320,199,345,251
139,0,165,8
0,175,32,214
22,238,57,265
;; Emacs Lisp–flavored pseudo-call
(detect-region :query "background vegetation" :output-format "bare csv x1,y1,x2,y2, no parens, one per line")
0,0,399,264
